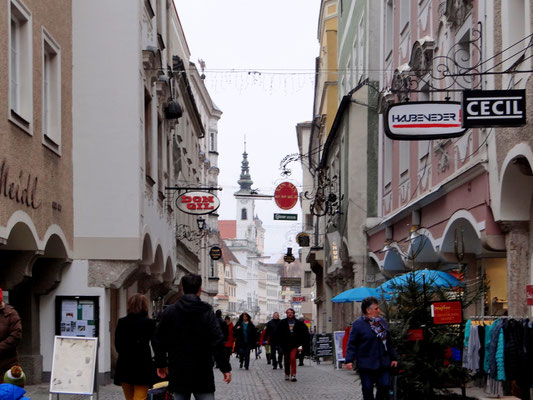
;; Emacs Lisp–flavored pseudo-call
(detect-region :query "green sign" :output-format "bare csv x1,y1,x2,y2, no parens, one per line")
274,213,298,221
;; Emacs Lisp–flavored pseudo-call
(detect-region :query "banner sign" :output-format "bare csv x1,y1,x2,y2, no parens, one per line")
407,328,424,341
462,90,526,128
527,285,533,306
175,191,220,215
431,301,462,325
385,101,465,140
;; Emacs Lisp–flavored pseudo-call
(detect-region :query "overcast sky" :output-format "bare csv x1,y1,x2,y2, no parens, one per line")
174,1,321,255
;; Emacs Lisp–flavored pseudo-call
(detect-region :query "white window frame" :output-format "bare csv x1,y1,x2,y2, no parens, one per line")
9,0,32,133
399,0,410,35
385,0,394,60
42,28,61,153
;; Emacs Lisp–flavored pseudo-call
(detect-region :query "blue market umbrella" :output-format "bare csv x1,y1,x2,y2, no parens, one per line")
331,286,391,303
379,269,461,293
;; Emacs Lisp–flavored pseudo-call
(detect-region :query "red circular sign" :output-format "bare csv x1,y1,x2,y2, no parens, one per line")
274,182,298,210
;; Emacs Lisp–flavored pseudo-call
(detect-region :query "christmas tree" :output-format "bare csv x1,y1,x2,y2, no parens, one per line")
381,269,485,399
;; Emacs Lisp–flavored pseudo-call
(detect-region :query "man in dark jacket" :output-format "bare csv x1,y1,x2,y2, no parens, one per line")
264,312,283,369
0,288,22,381
153,274,231,399
344,296,397,400
277,308,309,382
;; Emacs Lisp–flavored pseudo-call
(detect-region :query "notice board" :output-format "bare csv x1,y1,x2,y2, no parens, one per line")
50,336,98,395
55,296,98,338
314,333,333,357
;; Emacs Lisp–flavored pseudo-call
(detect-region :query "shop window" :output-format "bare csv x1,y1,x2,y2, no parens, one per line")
42,29,61,151
9,0,32,132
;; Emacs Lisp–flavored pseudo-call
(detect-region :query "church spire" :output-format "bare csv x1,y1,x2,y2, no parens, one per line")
236,140,253,194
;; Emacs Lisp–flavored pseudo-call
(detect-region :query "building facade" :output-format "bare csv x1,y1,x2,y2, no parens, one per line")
0,0,73,383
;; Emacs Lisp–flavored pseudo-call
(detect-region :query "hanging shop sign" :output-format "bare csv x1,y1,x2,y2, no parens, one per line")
296,232,310,247
175,191,220,215
462,89,526,128
274,181,299,210
280,277,301,287
431,300,462,325
209,246,222,261
385,101,465,140
274,213,298,221
292,296,306,303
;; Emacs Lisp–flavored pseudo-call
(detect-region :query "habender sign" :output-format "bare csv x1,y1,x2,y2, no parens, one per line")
175,191,220,215
385,101,465,140
462,90,526,128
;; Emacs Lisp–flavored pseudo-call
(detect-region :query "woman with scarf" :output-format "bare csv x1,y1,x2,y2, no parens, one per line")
344,297,397,400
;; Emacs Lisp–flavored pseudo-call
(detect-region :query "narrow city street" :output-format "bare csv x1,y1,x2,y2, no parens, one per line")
25,356,362,400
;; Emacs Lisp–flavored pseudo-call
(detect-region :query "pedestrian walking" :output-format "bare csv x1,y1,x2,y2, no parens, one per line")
223,316,234,362
277,308,310,382
344,296,398,400
114,293,157,400
233,312,256,370
214,310,228,369
0,288,22,382
259,327,271,364
153,274,231,400
264,312,283,370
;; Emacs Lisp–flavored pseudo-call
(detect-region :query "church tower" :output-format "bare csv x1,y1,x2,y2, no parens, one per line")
234,142,256,241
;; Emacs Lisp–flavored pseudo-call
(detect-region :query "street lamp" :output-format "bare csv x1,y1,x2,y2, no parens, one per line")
176,216,208,242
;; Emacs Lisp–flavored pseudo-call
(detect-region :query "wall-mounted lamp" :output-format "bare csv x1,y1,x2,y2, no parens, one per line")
176,217,208,242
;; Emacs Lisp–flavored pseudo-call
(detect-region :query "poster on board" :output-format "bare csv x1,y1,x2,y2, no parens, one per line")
50,336,98,395
333,331,345,362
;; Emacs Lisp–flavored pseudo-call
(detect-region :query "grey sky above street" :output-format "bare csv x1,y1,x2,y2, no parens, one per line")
175,1,321,255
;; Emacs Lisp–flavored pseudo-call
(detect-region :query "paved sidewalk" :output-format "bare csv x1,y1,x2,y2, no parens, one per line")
25,356,362,400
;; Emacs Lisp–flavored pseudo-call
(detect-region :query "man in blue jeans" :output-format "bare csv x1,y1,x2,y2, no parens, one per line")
153,274,231,400
344,297,397,400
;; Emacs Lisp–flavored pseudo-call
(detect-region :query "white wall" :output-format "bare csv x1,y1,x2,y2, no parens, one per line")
73,0,142,247
40,260,109,375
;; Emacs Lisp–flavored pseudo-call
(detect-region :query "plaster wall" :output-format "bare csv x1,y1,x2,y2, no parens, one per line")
72,1,141,253
40,260,109,377
0,0,73,251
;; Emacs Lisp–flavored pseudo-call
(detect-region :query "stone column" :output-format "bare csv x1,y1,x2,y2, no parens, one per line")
503,222,530,317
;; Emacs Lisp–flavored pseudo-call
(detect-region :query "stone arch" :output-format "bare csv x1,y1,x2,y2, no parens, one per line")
440,210,482,258
42,228,70,259
141,232,154,267
151,245,165,276
405,229,440,268
3,211,39,251
499,147,533,221
382,246,407,277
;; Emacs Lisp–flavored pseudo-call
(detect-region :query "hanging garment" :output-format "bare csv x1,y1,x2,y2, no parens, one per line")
466,325,481,373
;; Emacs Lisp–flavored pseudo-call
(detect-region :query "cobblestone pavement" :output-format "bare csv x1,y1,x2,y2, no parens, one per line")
25,356,363,400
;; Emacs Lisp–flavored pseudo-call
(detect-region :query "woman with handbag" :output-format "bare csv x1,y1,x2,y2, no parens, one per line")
114,293,157,400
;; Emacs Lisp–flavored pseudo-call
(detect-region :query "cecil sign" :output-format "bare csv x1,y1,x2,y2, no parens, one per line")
385,101,465,140
176,191,220,215
462,90,526,128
